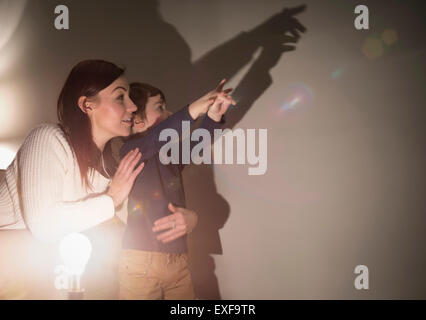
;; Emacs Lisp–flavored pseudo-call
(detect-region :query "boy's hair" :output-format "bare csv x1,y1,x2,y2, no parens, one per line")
129,82,166,119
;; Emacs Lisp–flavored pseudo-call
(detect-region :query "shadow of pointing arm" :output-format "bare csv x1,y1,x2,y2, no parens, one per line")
224,5,307,129
190,31,262,100
223,47,285,130
190,5,307,126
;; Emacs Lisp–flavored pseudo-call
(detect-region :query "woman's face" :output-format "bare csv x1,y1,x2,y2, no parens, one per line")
89,76,137,144
132,94,172,134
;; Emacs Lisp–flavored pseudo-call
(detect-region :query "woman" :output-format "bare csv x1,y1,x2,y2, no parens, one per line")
0,60,144,298
0,59,200,298
0,60,143,241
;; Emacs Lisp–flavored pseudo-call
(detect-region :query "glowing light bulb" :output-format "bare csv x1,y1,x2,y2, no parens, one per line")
59,233,92,276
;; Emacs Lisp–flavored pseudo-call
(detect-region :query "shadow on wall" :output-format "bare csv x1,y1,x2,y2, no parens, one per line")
38,0,307,299
183,6,307,299
154,3,306,299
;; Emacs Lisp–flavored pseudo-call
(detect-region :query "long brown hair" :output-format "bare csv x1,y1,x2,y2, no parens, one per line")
57,60,125,190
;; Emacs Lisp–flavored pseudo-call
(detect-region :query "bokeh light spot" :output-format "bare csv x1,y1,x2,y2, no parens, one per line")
331,68,344,80
381,29,398,46
132,202,142,213
152,191,161,200
362,37,384,60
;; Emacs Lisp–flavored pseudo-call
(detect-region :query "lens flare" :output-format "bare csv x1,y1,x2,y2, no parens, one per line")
280,83,313,112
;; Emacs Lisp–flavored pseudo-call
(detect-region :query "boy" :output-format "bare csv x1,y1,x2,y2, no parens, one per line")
118,80,234,299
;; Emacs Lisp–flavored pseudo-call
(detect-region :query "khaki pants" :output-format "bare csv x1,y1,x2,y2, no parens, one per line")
118,249,195,300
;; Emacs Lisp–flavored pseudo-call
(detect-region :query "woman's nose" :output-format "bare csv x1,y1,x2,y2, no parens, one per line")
128,101,137,112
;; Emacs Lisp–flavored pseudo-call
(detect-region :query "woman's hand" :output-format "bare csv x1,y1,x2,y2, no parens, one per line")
188,79,234,120
152,203,198,243
107,148,144,208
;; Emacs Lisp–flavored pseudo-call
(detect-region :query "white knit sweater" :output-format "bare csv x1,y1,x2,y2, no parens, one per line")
0,123,115,242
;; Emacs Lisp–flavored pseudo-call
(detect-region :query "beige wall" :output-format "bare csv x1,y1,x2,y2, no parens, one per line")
0,0,425,299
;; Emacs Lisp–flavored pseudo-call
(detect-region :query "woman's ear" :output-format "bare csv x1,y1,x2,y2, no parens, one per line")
78,96,88,114
77,96,95,114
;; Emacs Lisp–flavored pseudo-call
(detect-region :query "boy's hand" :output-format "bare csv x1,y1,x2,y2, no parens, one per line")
152,203,198,243
188,79,234,120
207,91,236,122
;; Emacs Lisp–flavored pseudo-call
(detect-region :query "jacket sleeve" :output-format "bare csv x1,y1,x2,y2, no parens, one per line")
179,114,226,170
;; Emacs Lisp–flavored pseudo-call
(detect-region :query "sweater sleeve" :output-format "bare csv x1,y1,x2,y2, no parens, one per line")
17,125,115,242
120,105,195,161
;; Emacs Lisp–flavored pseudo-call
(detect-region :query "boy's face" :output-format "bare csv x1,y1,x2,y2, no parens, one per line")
132,94,172,134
